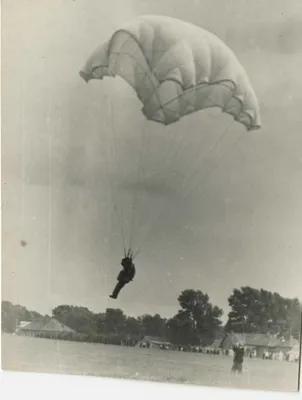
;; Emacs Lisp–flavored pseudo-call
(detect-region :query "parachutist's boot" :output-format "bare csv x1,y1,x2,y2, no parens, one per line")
109,281,126,299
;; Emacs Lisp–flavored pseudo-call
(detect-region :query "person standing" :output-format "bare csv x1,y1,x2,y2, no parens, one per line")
231,343,245,374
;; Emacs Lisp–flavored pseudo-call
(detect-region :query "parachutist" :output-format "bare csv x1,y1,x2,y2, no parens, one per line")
109,254,136,299
231,343,245,374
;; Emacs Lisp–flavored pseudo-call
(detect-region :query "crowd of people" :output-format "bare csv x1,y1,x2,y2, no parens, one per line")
140,342,299,364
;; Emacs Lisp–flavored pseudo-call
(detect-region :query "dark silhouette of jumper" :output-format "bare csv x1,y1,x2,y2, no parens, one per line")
109,256,136,299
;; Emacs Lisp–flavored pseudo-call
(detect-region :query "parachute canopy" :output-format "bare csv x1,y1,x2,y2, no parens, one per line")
80,15,261,130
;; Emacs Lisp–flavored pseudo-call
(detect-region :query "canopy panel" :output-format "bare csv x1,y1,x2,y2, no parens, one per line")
80,15,261,130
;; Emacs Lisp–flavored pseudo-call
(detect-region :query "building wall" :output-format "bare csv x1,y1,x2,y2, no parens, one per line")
255,346,267,358
137,340,174,349
150,342,162,349
17,330,72,339
273,346,292,353
17,330,35,337
220,334,296,359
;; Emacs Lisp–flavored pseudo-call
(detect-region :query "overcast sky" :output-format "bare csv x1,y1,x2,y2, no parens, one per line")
2,0,302,322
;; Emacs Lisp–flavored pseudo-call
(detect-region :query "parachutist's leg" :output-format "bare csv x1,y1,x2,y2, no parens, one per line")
110,280,127,299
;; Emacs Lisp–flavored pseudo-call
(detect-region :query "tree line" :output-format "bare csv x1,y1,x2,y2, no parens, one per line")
2,286,301,346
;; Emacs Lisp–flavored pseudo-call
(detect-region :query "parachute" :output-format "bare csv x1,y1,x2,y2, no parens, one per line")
80,15,261,259
80,15,261,130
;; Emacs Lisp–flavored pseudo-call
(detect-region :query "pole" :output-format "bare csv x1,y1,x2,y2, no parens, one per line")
297,305,302,391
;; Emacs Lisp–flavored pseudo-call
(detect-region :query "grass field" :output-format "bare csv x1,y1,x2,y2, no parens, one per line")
1,333,300,392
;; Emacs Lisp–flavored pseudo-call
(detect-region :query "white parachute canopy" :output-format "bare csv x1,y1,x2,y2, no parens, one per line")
80,15,261,130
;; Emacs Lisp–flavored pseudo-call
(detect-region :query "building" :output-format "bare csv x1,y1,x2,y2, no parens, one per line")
136,336,175,350
15,320,32,331
273,337,299,354
219,332,299,359
15,318,76,339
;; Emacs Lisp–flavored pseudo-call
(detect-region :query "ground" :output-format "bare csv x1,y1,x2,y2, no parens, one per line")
1,333,300,392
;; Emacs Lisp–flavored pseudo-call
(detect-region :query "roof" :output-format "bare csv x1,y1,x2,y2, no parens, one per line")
40,319,75,333
211,339,223,348
224,332,298,348
18,318,75,333
17,321,32,328
279,337,299,348
19,320,46,331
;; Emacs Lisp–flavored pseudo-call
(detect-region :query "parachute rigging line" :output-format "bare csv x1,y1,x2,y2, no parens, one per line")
130,116,212,259
127,123,147,253
138,120,244,259
130,106,234,259
182,126,245,202
142,124,245,259
132,118,237,260
106,97,127,256
125,111,219,255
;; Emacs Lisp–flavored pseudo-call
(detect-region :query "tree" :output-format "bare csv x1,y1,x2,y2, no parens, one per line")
226,286,302,339
103,308,127,335
52,305,98,334
124,317,141,338
1,301,44,333
167,290,223,346
138,314,167,338
166,311,197,345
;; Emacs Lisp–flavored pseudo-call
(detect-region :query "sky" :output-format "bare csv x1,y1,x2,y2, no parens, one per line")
2,0,302,323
